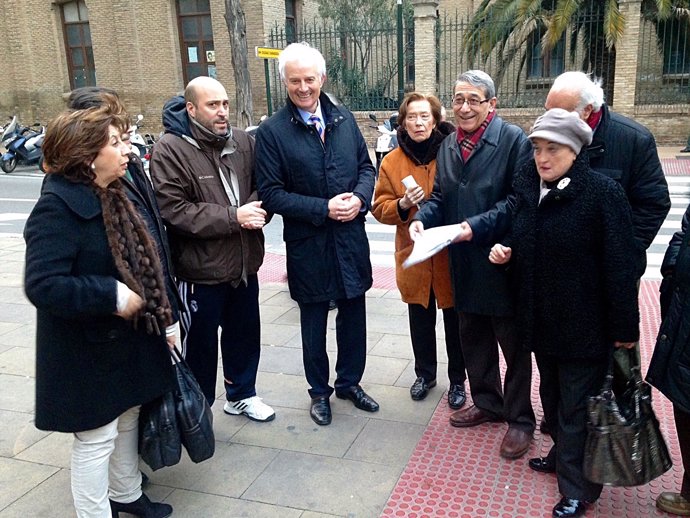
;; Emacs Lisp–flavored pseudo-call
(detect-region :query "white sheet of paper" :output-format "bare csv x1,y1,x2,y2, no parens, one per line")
403,224,462,268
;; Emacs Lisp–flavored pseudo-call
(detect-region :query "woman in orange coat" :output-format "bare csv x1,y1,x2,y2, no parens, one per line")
372,92,466,407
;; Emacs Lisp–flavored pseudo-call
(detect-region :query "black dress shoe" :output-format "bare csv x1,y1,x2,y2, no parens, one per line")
447,383,466,409
410,377,436,400
552,497,587,518
529,456,556,473
336,385,379,412
310,396,332,425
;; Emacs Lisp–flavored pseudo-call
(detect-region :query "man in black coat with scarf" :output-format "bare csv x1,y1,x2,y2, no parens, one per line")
410,70,536,459
255,42,379,426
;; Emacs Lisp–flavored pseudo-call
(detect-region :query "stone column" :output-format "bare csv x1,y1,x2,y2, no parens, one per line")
411,0,439,95
612,0,642,116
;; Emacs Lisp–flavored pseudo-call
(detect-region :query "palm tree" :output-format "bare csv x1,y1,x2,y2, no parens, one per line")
463,0,686,104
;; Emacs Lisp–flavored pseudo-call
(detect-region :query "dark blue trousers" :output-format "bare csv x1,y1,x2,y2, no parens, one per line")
297,295,367,398
178,275,260,405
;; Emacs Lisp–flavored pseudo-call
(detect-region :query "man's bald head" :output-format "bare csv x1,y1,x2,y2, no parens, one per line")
185,76,226,107
184,76,230,136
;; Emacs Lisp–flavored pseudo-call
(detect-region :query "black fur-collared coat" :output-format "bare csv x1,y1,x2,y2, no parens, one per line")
507,152,640,359
24,174,175,432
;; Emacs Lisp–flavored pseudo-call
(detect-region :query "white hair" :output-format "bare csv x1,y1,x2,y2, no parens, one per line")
551,71,605,114
278,42,326,81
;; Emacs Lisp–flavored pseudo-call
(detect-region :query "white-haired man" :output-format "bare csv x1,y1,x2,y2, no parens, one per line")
254,42,379,426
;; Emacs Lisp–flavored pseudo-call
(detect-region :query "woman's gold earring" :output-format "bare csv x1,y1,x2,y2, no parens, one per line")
90,163,96,170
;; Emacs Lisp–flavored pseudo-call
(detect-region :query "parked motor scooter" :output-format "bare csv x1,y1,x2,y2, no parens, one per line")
369,112,398,177
246,115,267,138
1,117,45,173
129,114,151,166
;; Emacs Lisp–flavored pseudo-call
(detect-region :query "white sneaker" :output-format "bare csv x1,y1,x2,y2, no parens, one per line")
223,396,275,422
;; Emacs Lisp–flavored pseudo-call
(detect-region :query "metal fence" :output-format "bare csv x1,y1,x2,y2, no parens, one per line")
637,14,690,104
266,5,690,112
436,5,615,109
267,20,414,112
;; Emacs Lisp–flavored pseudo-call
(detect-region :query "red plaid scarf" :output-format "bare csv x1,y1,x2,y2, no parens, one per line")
457,110,495,162
585,108,602,131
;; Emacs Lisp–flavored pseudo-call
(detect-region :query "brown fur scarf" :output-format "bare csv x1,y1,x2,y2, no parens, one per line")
96,182,173,335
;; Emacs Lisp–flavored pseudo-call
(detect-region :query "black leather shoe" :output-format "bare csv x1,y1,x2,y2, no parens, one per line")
110,494,172,518
447,383,466,409
336,385,379,412
529,456,556,473
552,497,587,518
410,377,436,400
310,396,332,425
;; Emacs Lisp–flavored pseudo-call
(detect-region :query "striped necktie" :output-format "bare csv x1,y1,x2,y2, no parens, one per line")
308,115,324,141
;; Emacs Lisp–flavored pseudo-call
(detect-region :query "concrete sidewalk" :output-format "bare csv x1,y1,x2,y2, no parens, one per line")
1,152,688,517
0,235,438,517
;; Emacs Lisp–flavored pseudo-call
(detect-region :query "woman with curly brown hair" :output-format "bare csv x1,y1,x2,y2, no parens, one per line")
24,96,175,517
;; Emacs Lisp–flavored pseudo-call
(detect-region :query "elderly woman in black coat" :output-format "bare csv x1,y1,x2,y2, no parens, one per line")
24,97,175,518
490,108,639,518
647,203,690,516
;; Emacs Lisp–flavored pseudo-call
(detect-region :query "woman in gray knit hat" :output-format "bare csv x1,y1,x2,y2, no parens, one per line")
489,108,640,518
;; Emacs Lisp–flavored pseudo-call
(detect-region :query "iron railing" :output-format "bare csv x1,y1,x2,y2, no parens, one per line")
637,14,690,104
267,19,414,112
436,5,615,108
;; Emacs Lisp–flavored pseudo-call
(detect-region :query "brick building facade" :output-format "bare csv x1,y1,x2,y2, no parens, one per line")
1,0,687,144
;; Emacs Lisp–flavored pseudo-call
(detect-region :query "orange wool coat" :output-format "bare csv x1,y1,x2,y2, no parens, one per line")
372,143,454,309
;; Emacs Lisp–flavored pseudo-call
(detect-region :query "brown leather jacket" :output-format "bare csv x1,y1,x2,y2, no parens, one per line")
150,122,264,285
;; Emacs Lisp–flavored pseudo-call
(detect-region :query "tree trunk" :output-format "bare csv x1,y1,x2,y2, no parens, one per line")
224,0,253,127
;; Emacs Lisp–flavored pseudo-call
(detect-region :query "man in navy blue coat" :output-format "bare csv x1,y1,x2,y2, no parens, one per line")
255,42,379,426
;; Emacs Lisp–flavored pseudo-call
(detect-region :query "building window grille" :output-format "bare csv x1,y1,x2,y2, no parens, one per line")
527,34,565,80
61,0,95,88
285,0,297,44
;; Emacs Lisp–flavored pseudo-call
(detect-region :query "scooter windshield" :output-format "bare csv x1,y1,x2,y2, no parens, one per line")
1,117,18,142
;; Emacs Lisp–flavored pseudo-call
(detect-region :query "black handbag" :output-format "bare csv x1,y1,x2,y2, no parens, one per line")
583,349,672,486
139,391,182,471
171,346,215,463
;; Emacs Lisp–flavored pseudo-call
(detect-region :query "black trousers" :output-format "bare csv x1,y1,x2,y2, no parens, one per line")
298,295,367,398
674,404,690,499
178,275,261,405
408,289,465,385
457,312,535,432
536,353,609,502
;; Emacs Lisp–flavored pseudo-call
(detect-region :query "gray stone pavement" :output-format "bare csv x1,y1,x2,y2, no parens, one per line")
0,234,453,518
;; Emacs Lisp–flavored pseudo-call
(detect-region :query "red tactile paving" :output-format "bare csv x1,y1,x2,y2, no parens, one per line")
382,280,683,518
661,158,690,176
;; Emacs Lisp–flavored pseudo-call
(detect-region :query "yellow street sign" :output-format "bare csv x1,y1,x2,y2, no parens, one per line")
256,47,281,59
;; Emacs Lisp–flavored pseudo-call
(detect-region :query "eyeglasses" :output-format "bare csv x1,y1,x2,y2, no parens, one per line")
452,96,490,108
405,113,433,123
